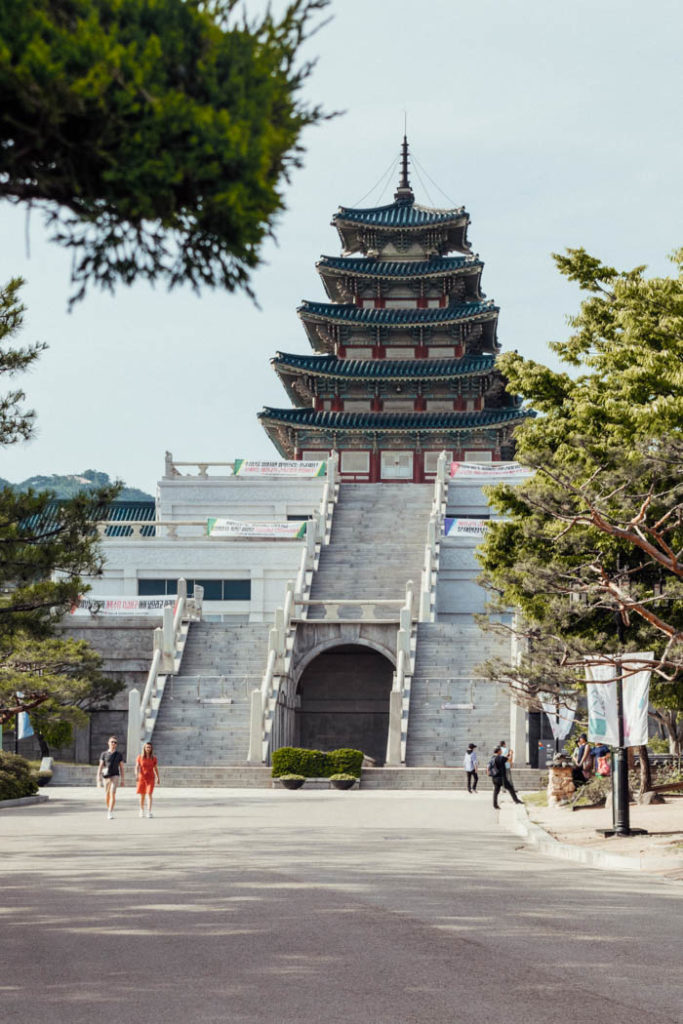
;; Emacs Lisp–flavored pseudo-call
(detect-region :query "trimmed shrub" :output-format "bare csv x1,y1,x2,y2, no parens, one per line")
327,748,363,778
0,752,39,801
271,746,363,778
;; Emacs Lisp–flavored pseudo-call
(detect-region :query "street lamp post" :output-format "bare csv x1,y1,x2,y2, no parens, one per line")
600,612,647,838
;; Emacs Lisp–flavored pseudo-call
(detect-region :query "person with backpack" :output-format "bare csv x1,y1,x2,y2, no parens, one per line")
487,746,523,810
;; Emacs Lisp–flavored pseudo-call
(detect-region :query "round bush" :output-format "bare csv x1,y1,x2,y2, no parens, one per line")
0,752,38,801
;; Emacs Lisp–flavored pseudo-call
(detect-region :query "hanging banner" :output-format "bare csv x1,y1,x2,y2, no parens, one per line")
15,693,34,740
70,596,177,616
449,461,529,479
585,653,653,747
207,518,307,539
233,459,326,478
443,518,489,538
538,693,576,741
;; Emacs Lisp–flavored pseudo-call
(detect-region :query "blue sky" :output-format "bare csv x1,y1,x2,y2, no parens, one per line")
0,0,680,492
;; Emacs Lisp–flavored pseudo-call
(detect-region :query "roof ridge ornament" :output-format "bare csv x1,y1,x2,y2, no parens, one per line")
394,135,414,204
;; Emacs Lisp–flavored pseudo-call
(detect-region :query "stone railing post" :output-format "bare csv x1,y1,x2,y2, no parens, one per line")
127,688,141,760
386,690,402,765
164,450,175,478
247,689,264,763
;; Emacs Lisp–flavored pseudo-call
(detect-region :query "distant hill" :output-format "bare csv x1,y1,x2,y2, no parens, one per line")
0,469,153,502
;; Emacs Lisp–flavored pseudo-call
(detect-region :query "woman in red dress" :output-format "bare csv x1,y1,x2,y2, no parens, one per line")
135,742,160,818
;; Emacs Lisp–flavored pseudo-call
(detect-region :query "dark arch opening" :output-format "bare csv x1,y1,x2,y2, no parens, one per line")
296,644,393,764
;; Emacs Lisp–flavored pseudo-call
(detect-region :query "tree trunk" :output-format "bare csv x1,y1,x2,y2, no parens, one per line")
638,744,652,797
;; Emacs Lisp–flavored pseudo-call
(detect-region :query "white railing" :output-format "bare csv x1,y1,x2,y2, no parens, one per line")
165,451,235,478
126,579,203,756
248,452,340,763
418,450,448,622
386,580,416,765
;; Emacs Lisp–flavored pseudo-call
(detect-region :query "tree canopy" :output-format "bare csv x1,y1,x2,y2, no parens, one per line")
477,249,683,751
0,0,330,305
0,277,119,726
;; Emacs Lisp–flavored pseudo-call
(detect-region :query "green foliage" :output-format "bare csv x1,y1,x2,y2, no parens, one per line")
271,747,363,778
329,773,356,782
0,0,331,306
0,751,38,800
327,748,364,777
0,276,45,446
477,249,683,705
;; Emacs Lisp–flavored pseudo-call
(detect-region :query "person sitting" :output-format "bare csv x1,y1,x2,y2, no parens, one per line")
571,733,593,785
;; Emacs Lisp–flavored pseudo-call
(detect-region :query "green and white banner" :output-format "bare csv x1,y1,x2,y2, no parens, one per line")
444,517,489,537
233,459,326,478
585,653,653,746
207,518,307,539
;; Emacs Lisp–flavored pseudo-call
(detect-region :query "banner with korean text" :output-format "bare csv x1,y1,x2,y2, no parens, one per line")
70,596,177,616
233,459,326,478
585,653,653,746
449,461,530,479
443,518,489,538
538,693,576,741
207,518,307,539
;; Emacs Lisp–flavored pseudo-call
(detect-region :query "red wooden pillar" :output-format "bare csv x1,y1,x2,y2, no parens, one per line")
369,450,381,482
414,451,425,483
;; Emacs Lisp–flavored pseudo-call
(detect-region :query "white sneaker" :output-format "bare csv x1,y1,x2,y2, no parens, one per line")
139,809,145,817
147,811,153,818
107,811,114,820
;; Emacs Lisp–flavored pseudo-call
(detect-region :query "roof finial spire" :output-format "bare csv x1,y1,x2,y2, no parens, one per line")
394,128,414,204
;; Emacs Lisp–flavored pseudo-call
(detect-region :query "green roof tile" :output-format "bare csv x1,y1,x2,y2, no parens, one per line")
317,256,482,278
333,201,468,228
298,300,497,326
272,353,496,379
259,408,533,430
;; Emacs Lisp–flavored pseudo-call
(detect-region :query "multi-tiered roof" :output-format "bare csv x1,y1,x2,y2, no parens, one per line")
259,139,531,481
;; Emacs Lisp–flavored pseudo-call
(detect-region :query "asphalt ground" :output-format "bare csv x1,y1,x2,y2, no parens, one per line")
1,787,682,1024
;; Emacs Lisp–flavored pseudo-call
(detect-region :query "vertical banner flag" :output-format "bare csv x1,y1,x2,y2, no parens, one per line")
15,694,34,740
538,694,576,741
585,653,653,746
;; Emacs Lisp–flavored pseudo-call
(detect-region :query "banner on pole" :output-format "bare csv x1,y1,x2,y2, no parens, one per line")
443,518,489,538
585,653,653,746
449,461,530,479
206,518,307,539
233,459,326,478
15,694,34,740
538,694,576,741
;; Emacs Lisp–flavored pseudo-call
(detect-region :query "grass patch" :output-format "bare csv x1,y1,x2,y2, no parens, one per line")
523,791,548,808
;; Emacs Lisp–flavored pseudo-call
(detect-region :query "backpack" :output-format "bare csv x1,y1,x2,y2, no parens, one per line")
487,756,500,778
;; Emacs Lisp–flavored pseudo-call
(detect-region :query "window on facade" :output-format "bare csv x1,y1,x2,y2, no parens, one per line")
424,451,453,474
463,451,493,463
301,450,329,461
137,579,251,600
340,451,370,474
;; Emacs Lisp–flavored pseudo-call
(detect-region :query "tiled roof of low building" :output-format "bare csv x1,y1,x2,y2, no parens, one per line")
298,300,497,325
272,353,496,379
259,407,533,430
22,500,157,538
333,200,468,228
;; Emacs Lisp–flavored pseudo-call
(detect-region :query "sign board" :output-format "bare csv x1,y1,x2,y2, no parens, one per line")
233,459,326,478
449,461,530,479
444,518,489,538
70,596,177,616
206,518,306,539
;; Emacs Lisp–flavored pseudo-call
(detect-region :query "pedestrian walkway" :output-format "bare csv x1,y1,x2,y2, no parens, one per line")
1,788,682,1024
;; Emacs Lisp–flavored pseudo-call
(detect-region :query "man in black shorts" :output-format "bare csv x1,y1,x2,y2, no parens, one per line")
97,736,125,819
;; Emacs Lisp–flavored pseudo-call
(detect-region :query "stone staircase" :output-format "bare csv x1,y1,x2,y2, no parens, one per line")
308,483,433,613
151,622,270,766
406,622,511,766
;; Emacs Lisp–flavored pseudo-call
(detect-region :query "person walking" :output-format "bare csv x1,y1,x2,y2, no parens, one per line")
135,741,160,818
463,743,479,793
488,746,523,809
97,736,125,819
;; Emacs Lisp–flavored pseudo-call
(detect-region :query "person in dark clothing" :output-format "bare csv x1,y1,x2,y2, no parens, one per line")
488,746,523,809
97,736,125,819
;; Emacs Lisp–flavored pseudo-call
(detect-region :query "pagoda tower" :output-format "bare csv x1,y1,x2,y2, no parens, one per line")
259,138,531,482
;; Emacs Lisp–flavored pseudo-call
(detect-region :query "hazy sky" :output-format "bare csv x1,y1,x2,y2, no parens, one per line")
1,0,680,493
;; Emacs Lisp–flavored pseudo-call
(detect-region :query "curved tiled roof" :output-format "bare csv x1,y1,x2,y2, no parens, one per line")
259,407,533,430
298,300,497,326
21,500,157,538
317,256,482,278
272,353,496,379
333,200,468,228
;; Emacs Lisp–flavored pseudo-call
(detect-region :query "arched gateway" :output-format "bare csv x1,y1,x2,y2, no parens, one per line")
296,644,394,764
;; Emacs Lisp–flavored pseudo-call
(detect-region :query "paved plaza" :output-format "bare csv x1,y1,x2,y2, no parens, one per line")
2,787,682,1023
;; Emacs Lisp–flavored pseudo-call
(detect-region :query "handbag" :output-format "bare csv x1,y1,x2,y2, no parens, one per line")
596,754,611,776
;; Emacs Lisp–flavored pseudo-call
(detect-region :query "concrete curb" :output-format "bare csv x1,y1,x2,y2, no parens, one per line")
0,794,50,810
509,803,683,876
